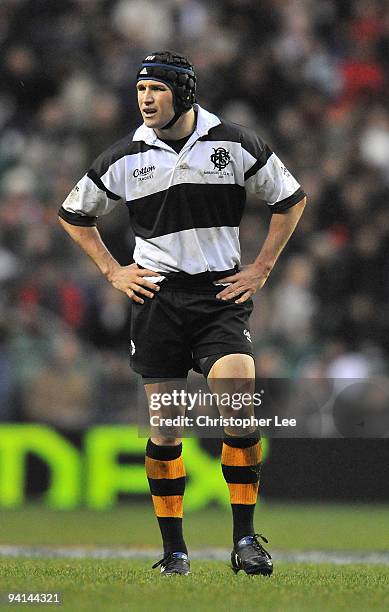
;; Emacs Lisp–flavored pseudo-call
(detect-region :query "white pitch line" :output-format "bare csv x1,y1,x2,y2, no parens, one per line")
0,546,388,565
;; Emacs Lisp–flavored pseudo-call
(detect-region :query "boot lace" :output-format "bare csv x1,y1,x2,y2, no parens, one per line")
251,533,272,559
152,552,174,569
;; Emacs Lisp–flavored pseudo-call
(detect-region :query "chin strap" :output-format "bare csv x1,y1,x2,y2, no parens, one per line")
160,111,182,130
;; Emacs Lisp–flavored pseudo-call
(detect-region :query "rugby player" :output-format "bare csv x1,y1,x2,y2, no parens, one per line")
58,51,307,576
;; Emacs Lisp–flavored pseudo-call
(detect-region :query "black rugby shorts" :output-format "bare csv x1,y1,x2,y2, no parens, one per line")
129,272,254,378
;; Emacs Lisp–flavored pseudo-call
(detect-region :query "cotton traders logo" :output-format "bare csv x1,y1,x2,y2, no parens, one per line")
133,165,155,180
210,147,231,170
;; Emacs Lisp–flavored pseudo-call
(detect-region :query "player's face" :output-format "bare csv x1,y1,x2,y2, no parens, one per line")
137,80,174,128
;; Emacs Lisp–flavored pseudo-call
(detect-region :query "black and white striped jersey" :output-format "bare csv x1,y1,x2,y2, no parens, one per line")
59,105,305,275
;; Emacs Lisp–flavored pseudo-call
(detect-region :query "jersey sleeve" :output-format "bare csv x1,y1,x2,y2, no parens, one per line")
241,131,305,213
58,141,125,226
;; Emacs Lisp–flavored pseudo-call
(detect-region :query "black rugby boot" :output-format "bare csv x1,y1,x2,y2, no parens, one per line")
231,534,273,576
152,552,190,575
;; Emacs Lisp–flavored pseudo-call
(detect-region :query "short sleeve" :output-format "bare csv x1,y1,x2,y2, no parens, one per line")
241,131,305,213
58,174,121,226
58,138,127,226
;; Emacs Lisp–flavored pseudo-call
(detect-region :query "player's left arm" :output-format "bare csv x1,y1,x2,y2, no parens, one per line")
216,133,307,303
216,195,307,303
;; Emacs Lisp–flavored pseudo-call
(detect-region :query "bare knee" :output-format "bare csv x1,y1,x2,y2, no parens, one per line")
208,353,255,379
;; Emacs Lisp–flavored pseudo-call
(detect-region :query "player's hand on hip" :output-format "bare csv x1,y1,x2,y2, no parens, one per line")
109,263,160,304
215,263,271,304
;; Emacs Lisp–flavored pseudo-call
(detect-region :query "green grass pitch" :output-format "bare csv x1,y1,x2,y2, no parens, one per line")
1,559,388,612
0,503,388,611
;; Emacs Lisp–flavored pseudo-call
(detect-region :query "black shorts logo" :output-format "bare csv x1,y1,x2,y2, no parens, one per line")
210,147,231,170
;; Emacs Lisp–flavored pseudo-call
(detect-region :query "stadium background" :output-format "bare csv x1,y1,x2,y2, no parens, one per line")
0,0,389,514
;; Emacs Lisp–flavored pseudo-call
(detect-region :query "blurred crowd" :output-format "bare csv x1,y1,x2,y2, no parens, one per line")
1,0,389,428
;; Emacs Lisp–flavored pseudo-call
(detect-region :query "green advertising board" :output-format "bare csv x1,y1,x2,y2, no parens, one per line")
0,425,268,510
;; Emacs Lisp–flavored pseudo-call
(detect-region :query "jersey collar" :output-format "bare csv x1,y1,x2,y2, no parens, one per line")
133,104,221,146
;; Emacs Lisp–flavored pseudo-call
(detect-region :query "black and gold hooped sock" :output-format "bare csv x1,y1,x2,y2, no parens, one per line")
221,436,262,545
145,439,187,555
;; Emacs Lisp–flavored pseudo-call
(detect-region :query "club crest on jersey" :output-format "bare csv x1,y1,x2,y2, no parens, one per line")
210,147,231,170
204,147,233,178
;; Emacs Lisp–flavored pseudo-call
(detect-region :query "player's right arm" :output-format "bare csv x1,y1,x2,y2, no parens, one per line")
58,219,159,304
58,143,159,304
